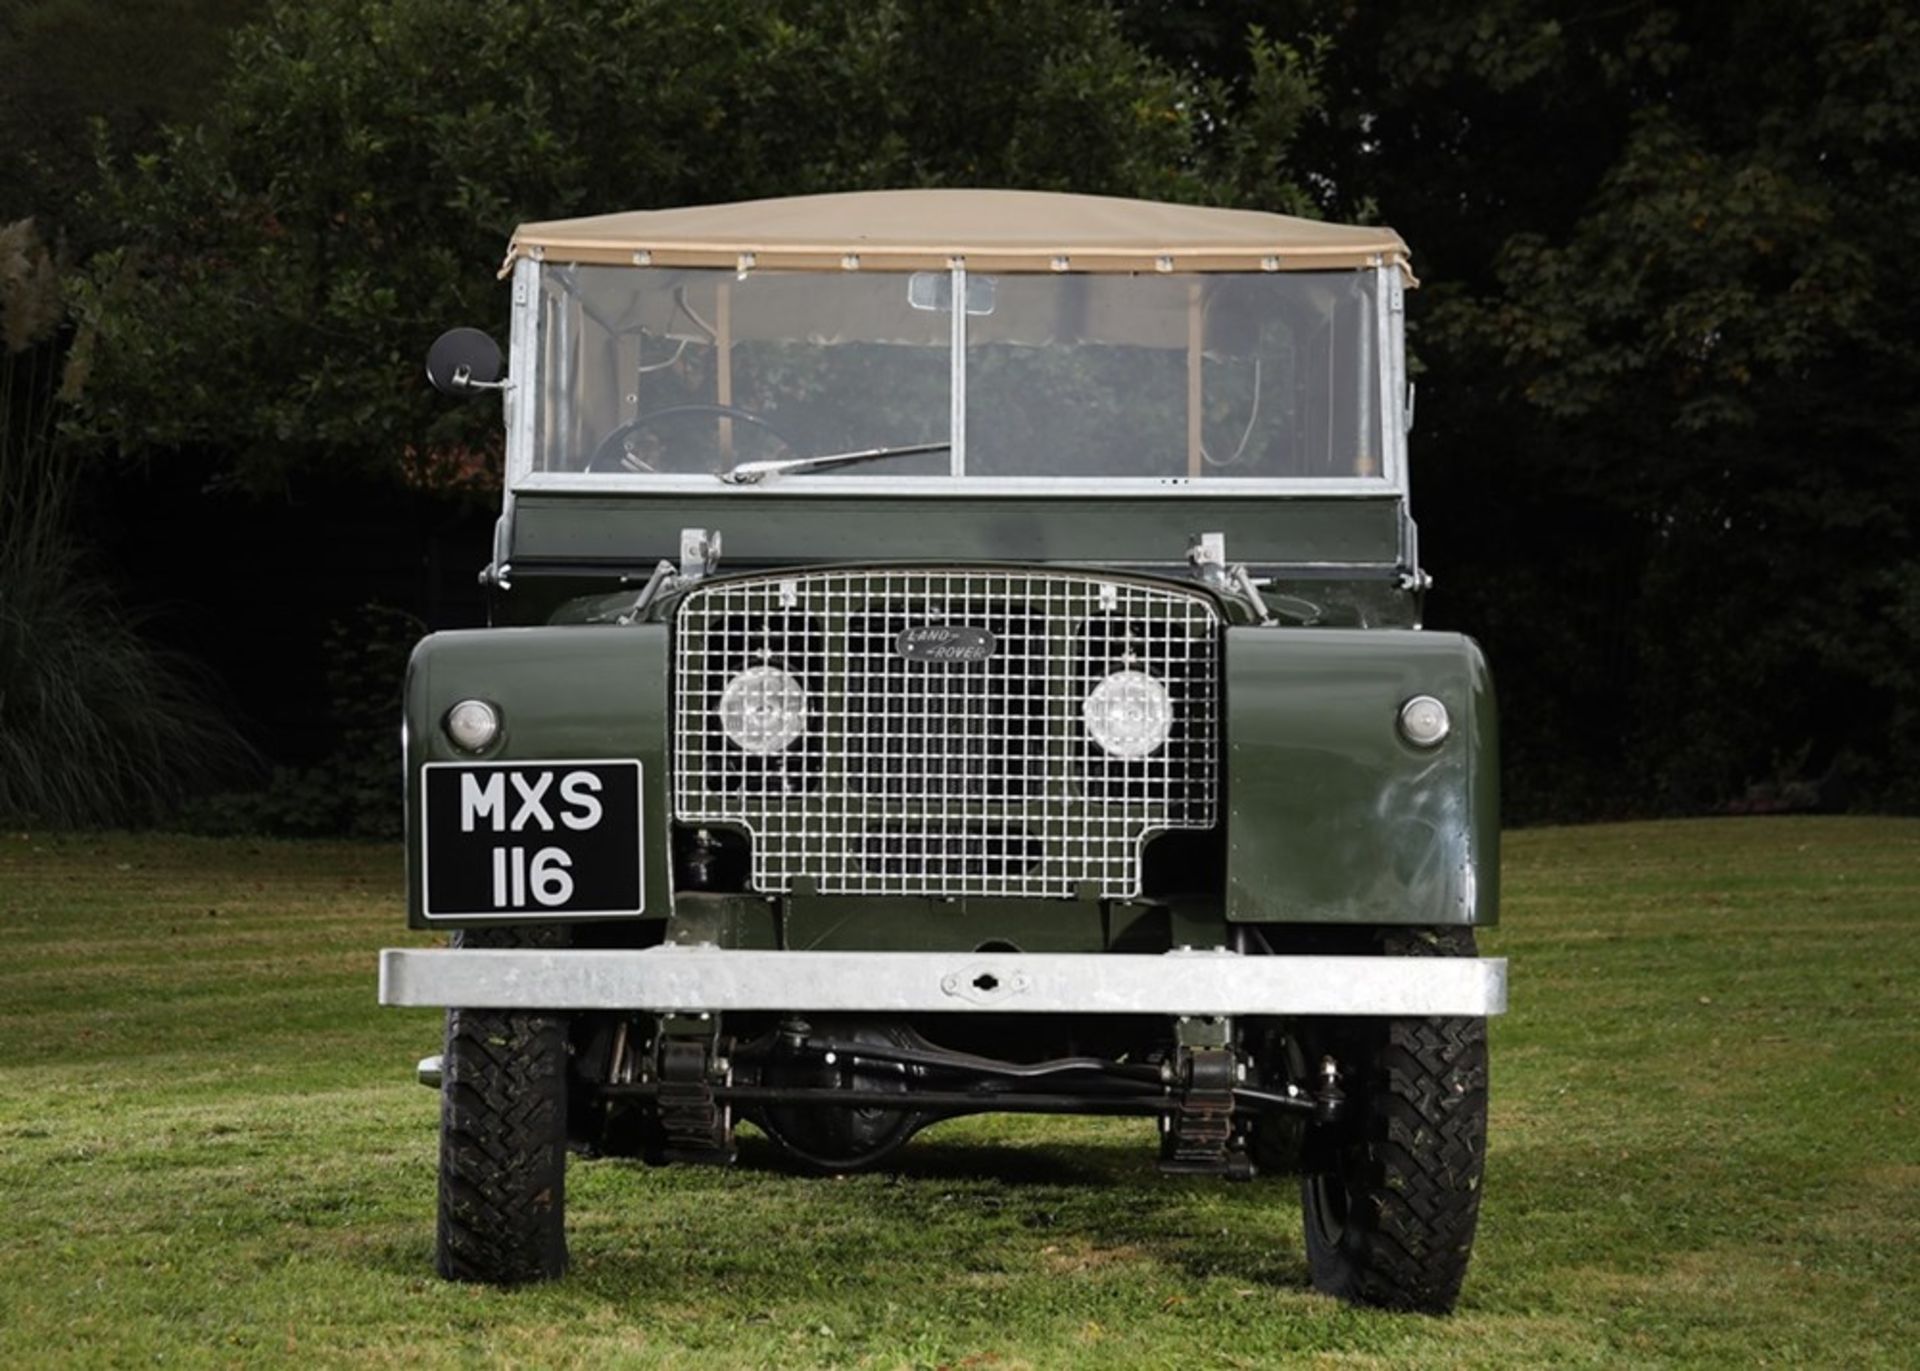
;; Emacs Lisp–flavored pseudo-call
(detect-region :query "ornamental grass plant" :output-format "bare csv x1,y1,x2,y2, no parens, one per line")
0,220,251,827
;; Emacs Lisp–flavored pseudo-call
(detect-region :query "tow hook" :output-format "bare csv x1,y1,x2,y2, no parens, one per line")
416,1054,443,1089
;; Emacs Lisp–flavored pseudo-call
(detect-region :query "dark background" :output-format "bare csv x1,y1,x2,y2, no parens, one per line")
3,0,1914,834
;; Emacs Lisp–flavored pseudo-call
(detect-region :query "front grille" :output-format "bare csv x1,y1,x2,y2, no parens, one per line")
672,569,1219,898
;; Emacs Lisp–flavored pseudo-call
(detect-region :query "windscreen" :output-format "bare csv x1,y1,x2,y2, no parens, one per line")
967,272,1380,479
533,266,950,477
530,265,1382,481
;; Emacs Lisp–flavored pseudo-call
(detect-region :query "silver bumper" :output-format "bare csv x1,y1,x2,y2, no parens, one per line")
378,946,1506,1017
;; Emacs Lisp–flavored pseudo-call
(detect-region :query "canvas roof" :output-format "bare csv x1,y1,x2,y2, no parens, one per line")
503,189,1412,279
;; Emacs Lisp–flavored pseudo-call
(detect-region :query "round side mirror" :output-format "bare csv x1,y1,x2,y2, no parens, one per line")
425,327,504,396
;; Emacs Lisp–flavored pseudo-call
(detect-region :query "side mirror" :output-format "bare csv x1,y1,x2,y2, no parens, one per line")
425,327,505,396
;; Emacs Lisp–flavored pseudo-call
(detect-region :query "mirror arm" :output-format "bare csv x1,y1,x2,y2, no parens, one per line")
452,365,512,394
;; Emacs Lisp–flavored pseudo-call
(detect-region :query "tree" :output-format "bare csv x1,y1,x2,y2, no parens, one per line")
49,0,1920,819
1131,1,1920,815
1454,3,1920,812
0,0,266,231
65,0,1328,494
1354,1,1920,813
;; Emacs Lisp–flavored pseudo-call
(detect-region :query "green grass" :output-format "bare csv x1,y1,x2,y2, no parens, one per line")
1,818,1915,1367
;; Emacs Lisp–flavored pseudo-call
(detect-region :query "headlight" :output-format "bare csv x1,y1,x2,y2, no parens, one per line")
444,698,501,752
719,665,810,753
1398,694,1451,748
1083,669,1173,759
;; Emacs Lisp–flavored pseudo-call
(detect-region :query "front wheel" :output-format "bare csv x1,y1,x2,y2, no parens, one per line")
435,928,569,1285
1300,927,1489,1314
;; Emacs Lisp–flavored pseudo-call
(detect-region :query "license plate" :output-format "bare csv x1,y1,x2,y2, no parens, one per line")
421,760,643,919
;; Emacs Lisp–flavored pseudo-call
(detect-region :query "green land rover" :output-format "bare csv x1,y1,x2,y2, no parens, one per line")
383,189,1506,1314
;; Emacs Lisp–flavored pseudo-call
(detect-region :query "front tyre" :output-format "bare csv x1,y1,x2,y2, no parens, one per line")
1301,927,1488,1314
436,928,569,1285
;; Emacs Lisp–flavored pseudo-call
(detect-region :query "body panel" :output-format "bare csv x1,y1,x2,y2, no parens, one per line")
507,492,1406,570
1224,628,1497,926
405,626,673,927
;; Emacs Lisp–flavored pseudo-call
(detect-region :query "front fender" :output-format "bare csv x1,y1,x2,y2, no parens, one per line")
404,625,672,928
1223,629,1498,926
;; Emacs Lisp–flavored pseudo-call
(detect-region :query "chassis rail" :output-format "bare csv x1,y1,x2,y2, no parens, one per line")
378,946,1507,1016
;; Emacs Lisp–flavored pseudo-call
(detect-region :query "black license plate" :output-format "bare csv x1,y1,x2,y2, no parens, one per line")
421,760,643,918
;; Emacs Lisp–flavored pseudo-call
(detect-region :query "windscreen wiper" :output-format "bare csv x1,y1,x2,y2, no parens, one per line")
718,441,951,486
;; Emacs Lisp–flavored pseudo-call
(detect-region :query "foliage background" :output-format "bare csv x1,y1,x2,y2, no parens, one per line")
1,0,1915,828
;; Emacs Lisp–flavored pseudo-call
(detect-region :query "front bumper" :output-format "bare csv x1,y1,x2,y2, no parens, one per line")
378,946,1507,1017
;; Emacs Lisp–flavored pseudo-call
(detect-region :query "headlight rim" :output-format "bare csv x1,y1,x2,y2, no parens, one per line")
444,697,503,753
1082,667,1175,760
718,663,811,755
1397,693,1452,749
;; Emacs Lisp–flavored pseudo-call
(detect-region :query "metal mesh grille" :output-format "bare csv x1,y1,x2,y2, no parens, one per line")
673,569,1219,898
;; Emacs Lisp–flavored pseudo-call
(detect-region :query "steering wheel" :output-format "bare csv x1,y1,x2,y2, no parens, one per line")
585,403,801,474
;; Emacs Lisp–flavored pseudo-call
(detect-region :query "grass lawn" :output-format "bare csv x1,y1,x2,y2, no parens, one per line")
1,817,1916,1367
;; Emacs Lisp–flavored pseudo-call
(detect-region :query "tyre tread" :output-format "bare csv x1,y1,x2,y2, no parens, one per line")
434,926,570,1285
1303,926,1488,1314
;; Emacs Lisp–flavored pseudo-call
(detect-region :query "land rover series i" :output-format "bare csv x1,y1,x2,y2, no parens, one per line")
381,189,1505,1313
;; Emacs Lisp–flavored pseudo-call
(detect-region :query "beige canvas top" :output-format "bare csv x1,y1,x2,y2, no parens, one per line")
502,189,1412,280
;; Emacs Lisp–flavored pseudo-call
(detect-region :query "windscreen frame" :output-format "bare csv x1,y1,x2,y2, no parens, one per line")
502,259,1408,498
